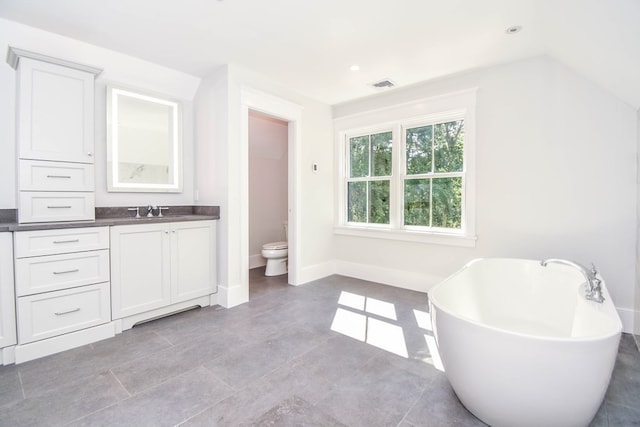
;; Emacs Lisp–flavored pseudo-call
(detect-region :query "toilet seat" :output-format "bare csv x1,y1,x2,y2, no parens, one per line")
262,241,288,250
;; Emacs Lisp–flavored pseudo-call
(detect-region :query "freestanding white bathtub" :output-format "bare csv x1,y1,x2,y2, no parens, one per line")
429,258,622,427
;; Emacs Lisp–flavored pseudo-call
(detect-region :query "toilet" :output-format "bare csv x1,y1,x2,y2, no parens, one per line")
261,222,288,276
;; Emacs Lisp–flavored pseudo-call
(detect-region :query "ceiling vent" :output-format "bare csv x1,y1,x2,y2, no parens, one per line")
371,79,395,89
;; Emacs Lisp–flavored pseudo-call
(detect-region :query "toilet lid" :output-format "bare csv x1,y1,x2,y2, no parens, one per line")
263,241,288,250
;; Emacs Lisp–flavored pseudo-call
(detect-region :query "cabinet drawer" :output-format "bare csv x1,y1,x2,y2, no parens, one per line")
15,227,109,258
15,249,109,296
18,192,95,223
19,160,94,191
17,282,110,344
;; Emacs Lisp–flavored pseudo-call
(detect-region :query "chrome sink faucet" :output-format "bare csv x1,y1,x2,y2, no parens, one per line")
146,204,154,217
540,259,604,303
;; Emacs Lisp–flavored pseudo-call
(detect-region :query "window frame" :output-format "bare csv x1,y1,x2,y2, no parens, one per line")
334,90,477,247
345,127,394,227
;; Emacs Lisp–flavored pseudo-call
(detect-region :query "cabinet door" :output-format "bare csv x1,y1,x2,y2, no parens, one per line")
171,221,216,303
17,58,95,163
0,233,17,349
110,224,171,319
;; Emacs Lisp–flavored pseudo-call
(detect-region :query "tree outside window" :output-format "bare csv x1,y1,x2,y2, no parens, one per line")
347,131,392,224
404,120,464,229
344,119,464,231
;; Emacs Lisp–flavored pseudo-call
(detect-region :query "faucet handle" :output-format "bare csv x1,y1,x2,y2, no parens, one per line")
127,207,141,218
590,263,598,277
157,206,169,217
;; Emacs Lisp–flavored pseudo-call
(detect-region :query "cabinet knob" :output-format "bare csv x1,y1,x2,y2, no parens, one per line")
87,152,93,157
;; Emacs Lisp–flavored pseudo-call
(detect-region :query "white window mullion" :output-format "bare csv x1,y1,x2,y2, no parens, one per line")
429,178,433,228
391,123,402,230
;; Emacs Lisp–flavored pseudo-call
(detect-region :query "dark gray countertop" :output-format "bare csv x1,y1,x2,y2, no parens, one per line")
0,206,220,232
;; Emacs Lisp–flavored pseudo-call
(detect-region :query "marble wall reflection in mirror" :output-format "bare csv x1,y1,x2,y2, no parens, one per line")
107,86,182,192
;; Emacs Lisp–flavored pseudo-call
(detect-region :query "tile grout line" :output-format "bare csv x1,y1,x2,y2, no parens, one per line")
16,370,26,399
109,369,132,397
151,329,178,347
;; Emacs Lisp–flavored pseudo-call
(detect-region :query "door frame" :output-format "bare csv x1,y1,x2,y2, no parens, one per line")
240,87,303,288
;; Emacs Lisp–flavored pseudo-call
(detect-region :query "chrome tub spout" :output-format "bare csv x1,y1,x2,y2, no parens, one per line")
540,258,604,303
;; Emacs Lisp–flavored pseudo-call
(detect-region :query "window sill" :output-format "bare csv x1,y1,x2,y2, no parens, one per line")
333,225,477,247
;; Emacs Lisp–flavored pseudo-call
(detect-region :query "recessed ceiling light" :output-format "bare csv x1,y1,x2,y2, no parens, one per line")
350,65,360,72
505,25,522,35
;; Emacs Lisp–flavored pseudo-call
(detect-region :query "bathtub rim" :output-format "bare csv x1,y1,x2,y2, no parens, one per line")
428,257,623,343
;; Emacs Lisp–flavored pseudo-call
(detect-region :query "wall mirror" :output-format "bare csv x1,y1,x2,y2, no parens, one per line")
107,86,182,192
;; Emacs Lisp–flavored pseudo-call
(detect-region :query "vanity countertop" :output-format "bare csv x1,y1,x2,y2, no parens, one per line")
0,206,220,232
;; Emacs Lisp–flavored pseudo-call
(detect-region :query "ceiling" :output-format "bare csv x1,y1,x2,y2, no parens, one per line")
1,0,639,108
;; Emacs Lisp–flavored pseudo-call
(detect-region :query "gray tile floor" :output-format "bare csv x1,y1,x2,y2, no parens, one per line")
0,269,639,426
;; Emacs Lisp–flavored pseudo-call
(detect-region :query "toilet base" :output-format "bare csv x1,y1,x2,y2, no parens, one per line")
265,258,288,276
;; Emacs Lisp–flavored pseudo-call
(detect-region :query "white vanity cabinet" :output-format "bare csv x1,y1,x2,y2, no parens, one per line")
13,227,114,363
8,48,102,224
110,220,216,329
0,233,17,365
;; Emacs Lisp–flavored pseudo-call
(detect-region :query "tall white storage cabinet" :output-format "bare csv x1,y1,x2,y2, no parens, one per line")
110,220,216,330
0,233,17,365
7,47,101,223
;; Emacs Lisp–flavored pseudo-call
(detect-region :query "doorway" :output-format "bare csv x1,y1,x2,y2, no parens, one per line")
240,88,303,302
248,111,289,297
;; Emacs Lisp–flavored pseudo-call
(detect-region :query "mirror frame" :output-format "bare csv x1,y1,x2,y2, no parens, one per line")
106,85,183,193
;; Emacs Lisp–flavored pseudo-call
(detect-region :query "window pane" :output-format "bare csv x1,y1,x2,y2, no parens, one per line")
432,177,462,229
434,120,464,172
404,178,430,226
406,125,432,175
369,180,390,224
371,131,392,176
349,135,369,178
348,181,367,222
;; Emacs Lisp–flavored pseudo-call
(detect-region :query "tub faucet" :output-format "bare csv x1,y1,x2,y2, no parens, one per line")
540,259,604,303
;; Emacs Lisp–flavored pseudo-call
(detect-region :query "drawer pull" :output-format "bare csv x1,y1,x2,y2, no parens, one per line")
46,175,72,179
53,268,79,275
53,239,80,244
54,307,80,315
47,206,72,209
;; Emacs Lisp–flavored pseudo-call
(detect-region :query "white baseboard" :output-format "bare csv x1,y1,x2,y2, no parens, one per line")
217,283,249,308
296,261,335,285
332,260,441,293
14,322,116,364
1,346,15,365
249,254,266,269
617,307,638,335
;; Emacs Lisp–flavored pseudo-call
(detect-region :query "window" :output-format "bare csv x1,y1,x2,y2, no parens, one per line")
335,90,476,246
347,131,392,224
403,120,464,229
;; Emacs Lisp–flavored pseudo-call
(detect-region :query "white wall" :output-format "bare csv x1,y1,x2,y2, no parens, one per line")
333,56,638,332
0,18,201,208
636,109,640,335
248,112,288,267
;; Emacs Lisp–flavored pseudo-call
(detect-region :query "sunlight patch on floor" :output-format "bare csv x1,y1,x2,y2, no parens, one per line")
338,291,365,311
331,308,367,341
331,291,407,358
366,317,408,358
365,297,397,321
424,334,444,371
413,309,432,331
